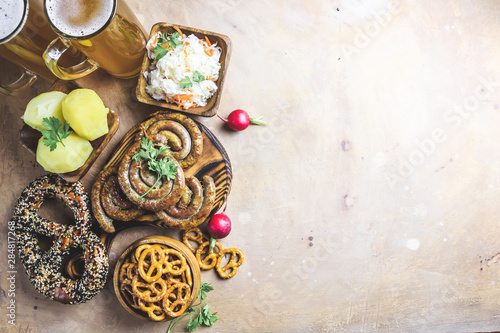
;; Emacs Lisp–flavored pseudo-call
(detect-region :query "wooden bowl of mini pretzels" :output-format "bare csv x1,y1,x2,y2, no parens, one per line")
113,236,201,321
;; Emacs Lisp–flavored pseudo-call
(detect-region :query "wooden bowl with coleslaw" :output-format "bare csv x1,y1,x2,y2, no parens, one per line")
136,23,232,117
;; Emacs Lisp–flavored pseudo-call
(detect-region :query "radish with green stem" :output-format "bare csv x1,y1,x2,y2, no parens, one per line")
207,212,232,253
217,109,267,131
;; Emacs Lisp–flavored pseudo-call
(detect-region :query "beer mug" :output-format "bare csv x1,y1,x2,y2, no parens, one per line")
0,0,91,95
43,0,147,80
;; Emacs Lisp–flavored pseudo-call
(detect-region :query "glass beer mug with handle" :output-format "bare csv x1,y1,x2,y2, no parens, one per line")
43,0,147,80
0,0,93,95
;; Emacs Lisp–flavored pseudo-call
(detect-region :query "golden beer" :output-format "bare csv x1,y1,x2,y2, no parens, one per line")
44,0,147,79
0,0,59,80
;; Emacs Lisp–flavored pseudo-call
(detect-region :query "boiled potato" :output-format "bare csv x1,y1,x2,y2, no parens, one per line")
36,133,93,173
23,91,67,131
62,89,109,141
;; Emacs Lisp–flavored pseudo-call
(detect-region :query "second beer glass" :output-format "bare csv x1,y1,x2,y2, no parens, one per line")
43,0,147,79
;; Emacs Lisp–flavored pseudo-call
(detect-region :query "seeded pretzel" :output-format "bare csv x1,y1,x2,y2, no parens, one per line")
12,174,109,304
216,248,245,279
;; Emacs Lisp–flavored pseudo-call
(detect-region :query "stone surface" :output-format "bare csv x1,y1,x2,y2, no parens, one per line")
2,0,500,332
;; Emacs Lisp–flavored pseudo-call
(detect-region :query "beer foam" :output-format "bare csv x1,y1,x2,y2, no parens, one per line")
0,0,28,42
45,0,114,37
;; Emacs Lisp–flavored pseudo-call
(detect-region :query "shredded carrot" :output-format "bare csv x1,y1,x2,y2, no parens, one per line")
173,94,193,101
164,93,169,103
184,41,190,45
205,36,211,46
150,34,158,48
204,48,214,57
206,76,210,80
173,26,183,37
184,47,187,57
162,41,169,48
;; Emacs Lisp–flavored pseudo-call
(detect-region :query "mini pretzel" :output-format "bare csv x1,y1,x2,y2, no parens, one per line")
118,241,195,320
216,248,245,279
134,244,153,263
161,283,191,318
131,275,168,302
162,248,187,275
182,227,209,253
138,245,165,283
119,262,138,283
138,299,165,321
120,279,141,310
195,240,222,270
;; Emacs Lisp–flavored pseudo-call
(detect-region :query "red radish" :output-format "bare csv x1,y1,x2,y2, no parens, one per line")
207,212,232,252
217,109,267,131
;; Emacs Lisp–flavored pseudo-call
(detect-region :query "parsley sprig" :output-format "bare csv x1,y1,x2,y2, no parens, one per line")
152,32,183,62
40,116,72,151
179,70,208,97
132,137,178,198
166,282,218,332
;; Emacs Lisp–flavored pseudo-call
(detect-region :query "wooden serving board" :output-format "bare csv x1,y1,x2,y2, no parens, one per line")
96,110,232,250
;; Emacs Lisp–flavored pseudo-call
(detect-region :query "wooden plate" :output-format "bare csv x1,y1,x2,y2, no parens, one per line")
95,110,232,243
18,80,120,182
136,23,232,117
113,235,201,321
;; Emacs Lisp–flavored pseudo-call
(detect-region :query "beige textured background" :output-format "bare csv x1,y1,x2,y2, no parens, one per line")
3,0,500,332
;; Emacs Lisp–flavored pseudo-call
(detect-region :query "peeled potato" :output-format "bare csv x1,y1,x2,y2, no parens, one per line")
36,133,93,173
23,91,67,131
62,89,109,141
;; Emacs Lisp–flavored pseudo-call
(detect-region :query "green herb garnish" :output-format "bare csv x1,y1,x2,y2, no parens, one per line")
180,76,193,89
132,137,178,198
40,116,72,151
192,70,207,97
166,282,218,333
169,32,183,48
152,32,183,62
179,70,208,97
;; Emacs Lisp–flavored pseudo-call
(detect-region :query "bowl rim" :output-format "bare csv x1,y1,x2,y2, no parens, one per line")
135,22,232,117
113,235,202,322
